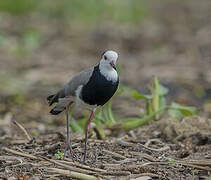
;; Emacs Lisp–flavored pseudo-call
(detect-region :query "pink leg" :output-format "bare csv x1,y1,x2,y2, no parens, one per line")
82,108,96,163
64,101,75,160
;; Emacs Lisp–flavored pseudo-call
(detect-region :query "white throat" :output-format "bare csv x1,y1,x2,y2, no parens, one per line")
99,63,118,83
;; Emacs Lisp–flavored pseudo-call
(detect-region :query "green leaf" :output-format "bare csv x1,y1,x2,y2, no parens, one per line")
93,119,105,139
159,96,166,108
94,109,104,122
106,101,116,124
166,157,175,163
168,108,184,119
117,84,133,96
68,105,84,132
121,108,165,131
23,30,40,51
121,117,148,130
157,96,166,116
146,99,153,115
132,90,152,100
152,76,160,120
159,84,169,96
102,106,110,122
168,102,198,119
70,118,83,133
55,151,63,159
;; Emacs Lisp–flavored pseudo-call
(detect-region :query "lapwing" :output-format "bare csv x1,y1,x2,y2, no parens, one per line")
47,50,119,163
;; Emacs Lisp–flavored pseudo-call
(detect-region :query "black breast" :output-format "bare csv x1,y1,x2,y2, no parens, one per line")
81,65,119,106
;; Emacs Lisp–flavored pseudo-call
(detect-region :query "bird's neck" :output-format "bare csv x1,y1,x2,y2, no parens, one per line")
98,63,118,83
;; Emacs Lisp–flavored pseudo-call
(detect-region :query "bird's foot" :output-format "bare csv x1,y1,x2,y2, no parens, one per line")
81,142,88,164
82,154,86,164
63,143,76,161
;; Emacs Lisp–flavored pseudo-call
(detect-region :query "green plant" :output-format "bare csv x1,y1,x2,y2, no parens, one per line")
0,0,148,25
132,76,168,119
10,29,41,58
68,105,83,133
70,76,198,135
0,0,38,15
119,76,198,131
168,102,198,119
68,94,118,139
165,157,175,163
55,151,63,159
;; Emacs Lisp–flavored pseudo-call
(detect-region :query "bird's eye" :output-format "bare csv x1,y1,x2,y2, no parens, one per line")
104,55,107,60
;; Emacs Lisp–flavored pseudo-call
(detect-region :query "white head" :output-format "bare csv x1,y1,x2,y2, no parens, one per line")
99,50,118,82
100,50,118,70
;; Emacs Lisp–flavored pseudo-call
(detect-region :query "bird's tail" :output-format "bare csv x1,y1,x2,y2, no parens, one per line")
47,94,63,115
47,94,54,104
47,94,58,106
47,91,72,115
50,107,63,115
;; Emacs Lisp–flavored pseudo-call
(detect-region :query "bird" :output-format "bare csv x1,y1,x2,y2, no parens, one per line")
47,50,119,163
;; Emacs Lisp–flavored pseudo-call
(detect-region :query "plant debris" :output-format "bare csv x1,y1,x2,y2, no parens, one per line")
0,120,211,179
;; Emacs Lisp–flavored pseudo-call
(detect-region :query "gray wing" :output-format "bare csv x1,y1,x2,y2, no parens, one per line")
64,67,94,96
47,67,94,110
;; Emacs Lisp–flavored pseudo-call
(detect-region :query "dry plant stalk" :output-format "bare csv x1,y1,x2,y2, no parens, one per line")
13,120,32,141
2,147,38,160
46,167,101,180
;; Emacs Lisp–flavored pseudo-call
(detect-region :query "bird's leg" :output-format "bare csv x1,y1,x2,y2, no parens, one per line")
64,101,75,160
82,108,96,164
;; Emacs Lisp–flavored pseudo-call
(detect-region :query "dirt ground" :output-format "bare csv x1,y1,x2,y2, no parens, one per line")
0,1,211,179
0,115,211,179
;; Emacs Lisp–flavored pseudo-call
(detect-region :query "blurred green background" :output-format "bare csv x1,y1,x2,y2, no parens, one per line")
0,0,147,24
0,0,211,128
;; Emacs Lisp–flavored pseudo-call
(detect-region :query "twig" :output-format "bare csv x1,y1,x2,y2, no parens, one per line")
2,147,38,160
103,163,121,169
44,158,98,175
12,120,32,141
130,173,160,179
42,174,61,178
128,130,137,139
118,139,134,147
46,167,100,180
0,155,23,163
72,142,81,148
118,140,169,152
126,162,171,169
61,159,106,173
9,139,28,145
138,143,170,152
131,176,151,180
101,171,131,176
144,138,163,146
43,142,61,152
60,159,130,176
10,162,40,167
3,161,21,167
103,161,169,171
179,160,211,166
129,152,158,162
118,158,138,164
102,149,126,160
175,160,211,171
0,155,23,166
